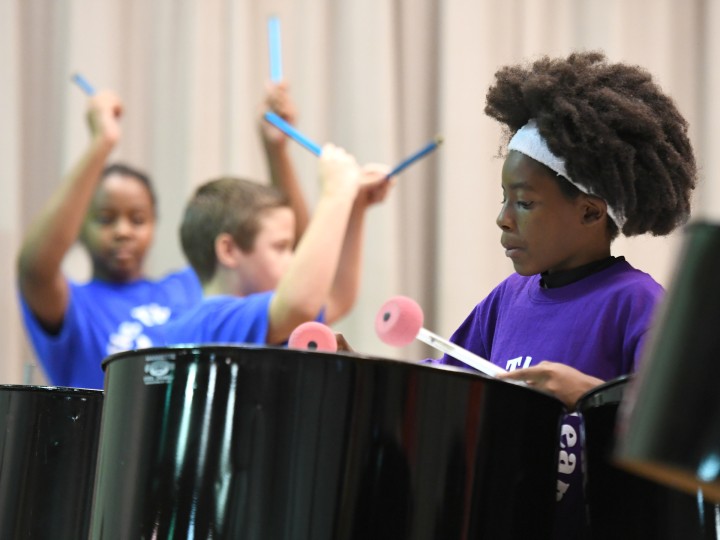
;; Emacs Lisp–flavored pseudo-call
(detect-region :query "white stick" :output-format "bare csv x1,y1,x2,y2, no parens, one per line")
416,327,506,377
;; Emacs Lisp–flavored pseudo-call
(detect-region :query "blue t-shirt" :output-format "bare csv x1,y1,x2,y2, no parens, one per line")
19,267,203,389
148,292,326,347
431,260,663,540
149,293,274,346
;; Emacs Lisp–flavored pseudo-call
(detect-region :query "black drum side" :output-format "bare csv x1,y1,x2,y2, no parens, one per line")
90,346,564,540
616,222,720,502
0,385,103,539
579,375,719,540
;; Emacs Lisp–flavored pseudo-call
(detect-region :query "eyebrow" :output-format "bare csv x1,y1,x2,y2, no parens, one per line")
504,181,536,192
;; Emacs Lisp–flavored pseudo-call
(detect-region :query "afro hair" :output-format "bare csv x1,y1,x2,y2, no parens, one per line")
485,51,697,237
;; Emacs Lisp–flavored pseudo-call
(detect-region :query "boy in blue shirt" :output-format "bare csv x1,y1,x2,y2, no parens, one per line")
154,146,391,346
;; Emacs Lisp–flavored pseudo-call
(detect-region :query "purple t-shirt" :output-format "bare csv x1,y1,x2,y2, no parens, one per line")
433,260,663,539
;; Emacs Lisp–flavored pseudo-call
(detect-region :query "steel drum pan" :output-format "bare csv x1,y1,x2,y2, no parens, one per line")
89,345,565,539
0,384,103,539
578,375,719,540
616,222,720,504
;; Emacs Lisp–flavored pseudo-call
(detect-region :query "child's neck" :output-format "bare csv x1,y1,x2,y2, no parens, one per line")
540,255,622,289
203,269,241,297
203,267,255,297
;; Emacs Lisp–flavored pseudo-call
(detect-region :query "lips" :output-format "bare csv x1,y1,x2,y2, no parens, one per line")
501,238,523,257
111,248,136,263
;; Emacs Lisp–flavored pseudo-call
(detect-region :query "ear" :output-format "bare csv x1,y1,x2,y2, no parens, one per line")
581,196,608,226
214,233,243,269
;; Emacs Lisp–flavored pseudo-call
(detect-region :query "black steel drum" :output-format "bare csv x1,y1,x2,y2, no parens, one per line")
578,375,719,540
0,384,103,539
617,222,720,502
90,346,564,539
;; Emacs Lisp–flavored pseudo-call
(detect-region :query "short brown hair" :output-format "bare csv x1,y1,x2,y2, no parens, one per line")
180,177,289,283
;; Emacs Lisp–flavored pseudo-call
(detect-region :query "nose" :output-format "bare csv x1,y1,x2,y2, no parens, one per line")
496,202,513,231
113,216,133,238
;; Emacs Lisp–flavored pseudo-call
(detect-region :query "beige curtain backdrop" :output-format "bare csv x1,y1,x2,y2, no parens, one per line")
1,0,718,385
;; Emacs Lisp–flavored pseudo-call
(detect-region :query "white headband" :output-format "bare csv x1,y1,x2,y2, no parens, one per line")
507,120,626,228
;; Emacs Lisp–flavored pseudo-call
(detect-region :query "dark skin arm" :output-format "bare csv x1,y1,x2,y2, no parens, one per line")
499,361,604,409
259,81,309,244
17,91,122,329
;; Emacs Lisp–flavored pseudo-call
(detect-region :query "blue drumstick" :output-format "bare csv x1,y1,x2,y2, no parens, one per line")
268,16,283,82
71,73,96,96
264,111,322,156
386,135,444,179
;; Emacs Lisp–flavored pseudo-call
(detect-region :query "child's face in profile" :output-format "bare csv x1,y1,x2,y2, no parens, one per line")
497,151,597,276
81,174,156,282
237,206,295,293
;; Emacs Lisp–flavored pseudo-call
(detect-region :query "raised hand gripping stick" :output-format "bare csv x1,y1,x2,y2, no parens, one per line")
264,111,322,156
263,112,444,181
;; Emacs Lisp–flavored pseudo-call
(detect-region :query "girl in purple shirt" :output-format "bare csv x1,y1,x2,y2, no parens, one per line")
436,51,697,539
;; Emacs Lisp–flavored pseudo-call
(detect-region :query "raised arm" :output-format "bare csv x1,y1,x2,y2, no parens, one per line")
17,91,122,329
324,164,394,324
266,144,360,344
259,81,309,243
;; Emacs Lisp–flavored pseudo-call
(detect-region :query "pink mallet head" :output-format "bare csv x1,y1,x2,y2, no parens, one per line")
375,295,424,347
288,321,338,353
